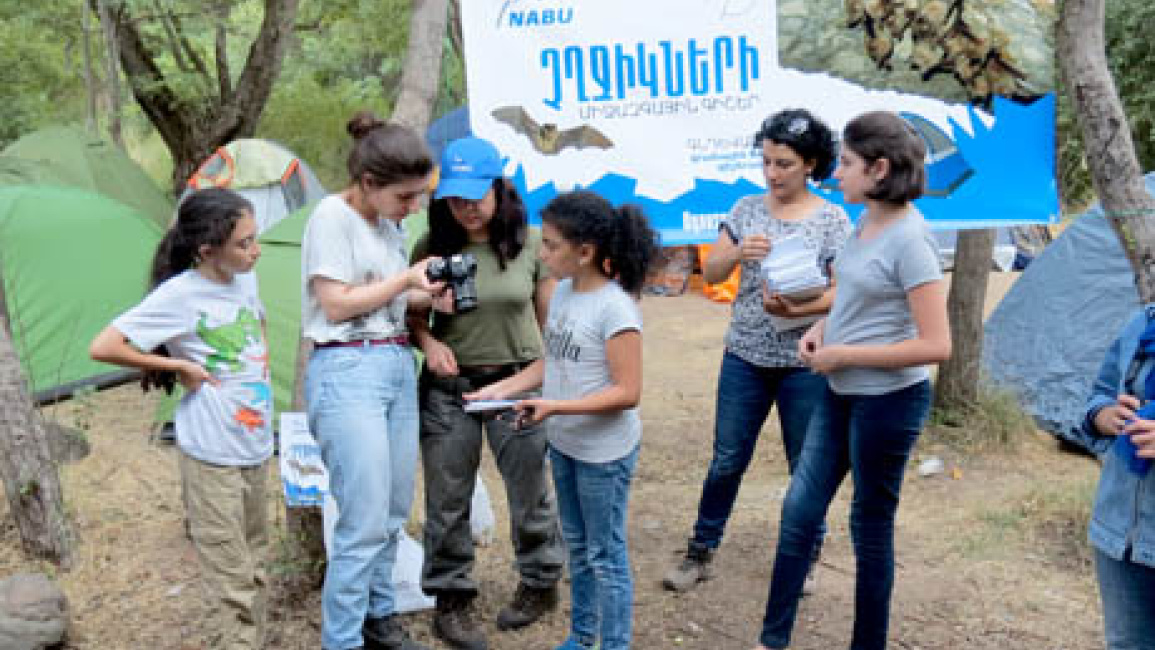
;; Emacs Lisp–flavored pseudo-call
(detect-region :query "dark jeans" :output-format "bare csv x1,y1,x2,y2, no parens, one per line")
692,351,827,549
759,380,931,650
1095,547,1155,650
419,368,564,597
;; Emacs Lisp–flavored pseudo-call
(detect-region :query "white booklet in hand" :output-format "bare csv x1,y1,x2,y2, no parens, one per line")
463,399,518,413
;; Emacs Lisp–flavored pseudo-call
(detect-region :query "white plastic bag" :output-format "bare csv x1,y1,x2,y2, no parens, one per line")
470,475,496,547
322,495,435,613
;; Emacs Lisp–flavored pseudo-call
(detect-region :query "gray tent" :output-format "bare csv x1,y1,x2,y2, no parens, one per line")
982,174,1151,441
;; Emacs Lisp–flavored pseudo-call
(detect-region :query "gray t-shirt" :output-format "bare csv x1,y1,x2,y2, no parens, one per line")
542,279,642,463
721,195,852,367
301,194,409,343
824,209,943,395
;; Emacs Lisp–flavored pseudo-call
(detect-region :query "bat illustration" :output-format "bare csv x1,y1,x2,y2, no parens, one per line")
287,458,325,477
491,106,613,155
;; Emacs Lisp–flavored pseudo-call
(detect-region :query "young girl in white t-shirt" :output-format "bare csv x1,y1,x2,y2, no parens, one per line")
90,188,271,649
466,190,659,650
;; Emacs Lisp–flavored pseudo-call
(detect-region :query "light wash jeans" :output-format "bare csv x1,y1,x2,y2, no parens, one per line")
1095,547,1155,650
305,343,419,650
550,445,639,650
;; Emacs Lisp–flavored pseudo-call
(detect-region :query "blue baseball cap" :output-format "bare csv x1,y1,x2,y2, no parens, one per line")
434,136,505,200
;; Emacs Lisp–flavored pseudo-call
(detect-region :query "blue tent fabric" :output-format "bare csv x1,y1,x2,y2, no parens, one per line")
982,174,1154,441
426,106,471,159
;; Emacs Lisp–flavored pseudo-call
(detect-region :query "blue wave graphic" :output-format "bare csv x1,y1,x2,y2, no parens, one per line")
509,94,1057,244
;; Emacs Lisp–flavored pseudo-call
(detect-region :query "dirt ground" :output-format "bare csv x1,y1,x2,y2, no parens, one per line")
1,272,1106,650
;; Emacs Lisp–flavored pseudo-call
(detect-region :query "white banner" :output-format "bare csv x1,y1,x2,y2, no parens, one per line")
461,0,1057,243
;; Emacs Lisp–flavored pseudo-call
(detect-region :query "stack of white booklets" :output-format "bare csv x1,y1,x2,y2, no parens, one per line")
760,234,827,332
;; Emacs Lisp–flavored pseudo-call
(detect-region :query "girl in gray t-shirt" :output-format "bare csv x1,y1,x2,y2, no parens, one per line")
464,190,658,650
755,112,951,650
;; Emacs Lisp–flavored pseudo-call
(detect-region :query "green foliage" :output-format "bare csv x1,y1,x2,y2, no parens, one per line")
1106,1,1155,175
1060,0,1155,213
258,74,391,189
0,5,90,147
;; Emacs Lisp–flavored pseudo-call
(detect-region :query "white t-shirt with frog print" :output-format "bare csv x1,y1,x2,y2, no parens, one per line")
114,269,273,466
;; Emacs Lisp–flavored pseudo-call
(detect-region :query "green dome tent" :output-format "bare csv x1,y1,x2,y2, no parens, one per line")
0,185,163,402
0,126,174,228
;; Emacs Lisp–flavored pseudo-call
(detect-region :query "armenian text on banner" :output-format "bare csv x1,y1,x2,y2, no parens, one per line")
462,0,1057,245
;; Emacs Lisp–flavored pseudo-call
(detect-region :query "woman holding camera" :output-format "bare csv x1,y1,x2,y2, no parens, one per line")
303,111,438,650
409,136,564,650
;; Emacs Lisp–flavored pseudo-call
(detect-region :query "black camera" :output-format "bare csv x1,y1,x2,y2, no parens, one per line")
426,253,479,313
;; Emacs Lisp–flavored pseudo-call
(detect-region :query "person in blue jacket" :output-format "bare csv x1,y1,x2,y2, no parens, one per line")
1077,305,1155,650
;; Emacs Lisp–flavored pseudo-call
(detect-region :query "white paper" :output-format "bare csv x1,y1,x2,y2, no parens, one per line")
463,400,518,413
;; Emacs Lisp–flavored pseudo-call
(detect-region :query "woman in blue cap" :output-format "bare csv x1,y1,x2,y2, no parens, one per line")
409,136,564,650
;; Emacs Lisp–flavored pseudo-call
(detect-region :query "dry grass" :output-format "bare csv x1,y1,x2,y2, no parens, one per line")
0,276,1109,650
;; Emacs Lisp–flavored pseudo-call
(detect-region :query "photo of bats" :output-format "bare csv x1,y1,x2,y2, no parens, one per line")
491,106,614,155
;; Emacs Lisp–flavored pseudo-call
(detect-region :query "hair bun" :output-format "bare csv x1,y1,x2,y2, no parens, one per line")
347,111,386,140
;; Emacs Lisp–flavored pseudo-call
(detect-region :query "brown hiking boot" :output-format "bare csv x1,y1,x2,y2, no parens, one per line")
496,583,559,631
432,593,488,650
662,541,713,592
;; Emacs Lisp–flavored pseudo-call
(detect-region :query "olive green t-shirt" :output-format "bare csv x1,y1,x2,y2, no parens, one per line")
412,228,548,366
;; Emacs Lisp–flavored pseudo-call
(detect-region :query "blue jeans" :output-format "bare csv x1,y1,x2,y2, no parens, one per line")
759,380,931,650
692,351,827,549
1095,547,1155,650
551,445,639,650
305,343,419,650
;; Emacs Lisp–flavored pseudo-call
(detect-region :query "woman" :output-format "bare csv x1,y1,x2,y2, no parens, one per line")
303,111,438,650
409,136,564,650
1076,308,1155,649
664,109,851,593
753,110,951,650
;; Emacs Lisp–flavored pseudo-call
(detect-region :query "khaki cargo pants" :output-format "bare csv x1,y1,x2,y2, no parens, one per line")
180,453,270,650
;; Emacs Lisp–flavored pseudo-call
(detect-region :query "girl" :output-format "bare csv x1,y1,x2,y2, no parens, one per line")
465,190,659,650
408,136,563,650
753,111,951,650
1076,309,1155,649
664,108,851,593
302,111,438,650
89,188,271,649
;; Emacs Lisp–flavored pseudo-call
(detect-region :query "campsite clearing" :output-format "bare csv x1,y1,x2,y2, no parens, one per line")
1,273,1103,649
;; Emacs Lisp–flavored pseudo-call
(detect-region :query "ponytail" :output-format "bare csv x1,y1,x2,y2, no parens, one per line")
540,190,660,295
607,204,659,295
142,188,253,394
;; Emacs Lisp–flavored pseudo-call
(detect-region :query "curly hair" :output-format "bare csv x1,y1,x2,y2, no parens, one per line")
540,190,660,296
753,108,838,181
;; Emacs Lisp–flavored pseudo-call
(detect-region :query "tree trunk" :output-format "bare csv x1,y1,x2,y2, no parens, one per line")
97,0,123,148
1058,0,1155,300
281,335,325,595
81,1,98,132
99,0,301,195
934,229,996,413
390,0,450,132
0,313,72,568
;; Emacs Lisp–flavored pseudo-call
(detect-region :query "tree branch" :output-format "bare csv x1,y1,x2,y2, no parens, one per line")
1058,0,1155,301
214,2,232,101
216,0,300,142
